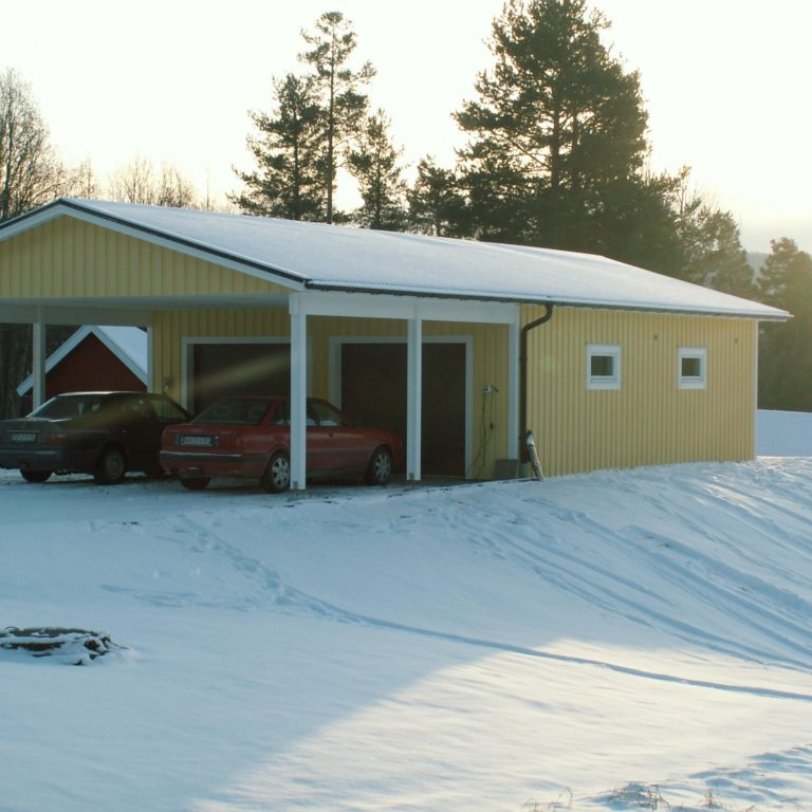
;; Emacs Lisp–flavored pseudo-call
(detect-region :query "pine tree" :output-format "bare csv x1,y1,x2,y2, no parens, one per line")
681,210,754,297
454,0,650,253
348,111,408,230
231,73,324,220
758,237,811,309
407,158,470,237
757,238,812,411
299,11,375,223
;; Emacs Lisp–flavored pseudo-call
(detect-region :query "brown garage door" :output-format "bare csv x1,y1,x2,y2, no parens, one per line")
191,343,290,414
340,342,466,477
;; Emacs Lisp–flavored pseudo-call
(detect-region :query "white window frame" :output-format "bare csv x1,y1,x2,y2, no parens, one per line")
678,347,707,390
586,344,622,390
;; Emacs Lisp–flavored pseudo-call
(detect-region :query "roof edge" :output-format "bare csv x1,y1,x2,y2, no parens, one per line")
0,198,307,293
305,280,791,321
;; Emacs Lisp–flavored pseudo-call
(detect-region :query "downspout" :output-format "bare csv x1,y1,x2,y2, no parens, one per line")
519,303,554,461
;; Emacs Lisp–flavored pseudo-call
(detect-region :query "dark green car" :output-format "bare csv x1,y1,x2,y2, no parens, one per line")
0,391,189,484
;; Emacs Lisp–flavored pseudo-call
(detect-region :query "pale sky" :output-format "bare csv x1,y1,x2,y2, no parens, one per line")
4,0,811,254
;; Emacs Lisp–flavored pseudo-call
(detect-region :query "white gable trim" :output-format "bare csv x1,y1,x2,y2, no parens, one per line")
0,201,306,292
16,325,148,396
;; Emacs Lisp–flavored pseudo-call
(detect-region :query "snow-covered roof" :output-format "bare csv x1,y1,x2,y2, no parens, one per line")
1,197,788,320
16,324,147,396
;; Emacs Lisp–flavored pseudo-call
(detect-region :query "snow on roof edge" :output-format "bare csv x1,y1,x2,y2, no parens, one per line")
0,198,790,322
306,279,789,321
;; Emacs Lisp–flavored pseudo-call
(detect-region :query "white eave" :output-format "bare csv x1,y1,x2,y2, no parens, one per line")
0,197,790,322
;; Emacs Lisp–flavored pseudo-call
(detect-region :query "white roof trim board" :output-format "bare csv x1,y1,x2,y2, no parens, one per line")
0,197,789,321
16,325,148,396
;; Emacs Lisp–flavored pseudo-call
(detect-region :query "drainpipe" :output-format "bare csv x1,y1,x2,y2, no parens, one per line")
519,303,554,462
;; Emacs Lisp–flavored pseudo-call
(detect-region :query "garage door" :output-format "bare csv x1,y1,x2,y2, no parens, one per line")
340,342,467,477
191,342,290,414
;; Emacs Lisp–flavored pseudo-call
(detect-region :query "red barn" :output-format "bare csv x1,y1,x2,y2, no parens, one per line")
17,325,147,414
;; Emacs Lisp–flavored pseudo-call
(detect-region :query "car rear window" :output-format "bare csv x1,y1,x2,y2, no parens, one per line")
29,395,106,419
192,398,272,425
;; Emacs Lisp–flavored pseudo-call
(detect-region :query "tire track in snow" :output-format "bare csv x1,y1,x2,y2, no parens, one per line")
115,510,812,706
428,495,812,673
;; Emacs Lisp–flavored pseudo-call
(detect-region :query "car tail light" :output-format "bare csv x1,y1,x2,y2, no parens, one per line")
45,431,68,445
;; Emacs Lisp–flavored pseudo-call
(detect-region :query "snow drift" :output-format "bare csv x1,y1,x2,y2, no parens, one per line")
2,456,812,811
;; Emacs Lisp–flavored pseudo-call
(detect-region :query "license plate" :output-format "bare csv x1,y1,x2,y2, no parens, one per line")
178,435,215,447
10,432,37,443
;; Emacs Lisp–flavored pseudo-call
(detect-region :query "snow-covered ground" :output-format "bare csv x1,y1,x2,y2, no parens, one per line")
757,409,812,456
2,418,812,811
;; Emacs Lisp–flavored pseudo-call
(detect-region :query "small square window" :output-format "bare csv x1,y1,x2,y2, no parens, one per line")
587,344,621,390
678,348,707,389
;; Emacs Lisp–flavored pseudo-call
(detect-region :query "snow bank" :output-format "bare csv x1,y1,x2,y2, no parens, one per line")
757,409,812,456
2,458,812,811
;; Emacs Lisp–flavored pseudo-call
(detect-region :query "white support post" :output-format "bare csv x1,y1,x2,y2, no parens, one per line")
406,310,422,481
32,316,47,409
289,296,308,491
147,326,157,393
507,314,520,460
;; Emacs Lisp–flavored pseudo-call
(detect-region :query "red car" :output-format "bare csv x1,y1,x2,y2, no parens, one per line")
160,396,403,492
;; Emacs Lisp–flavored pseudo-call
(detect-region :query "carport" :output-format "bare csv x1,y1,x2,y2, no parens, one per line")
0,198,522,490
4,197,784,485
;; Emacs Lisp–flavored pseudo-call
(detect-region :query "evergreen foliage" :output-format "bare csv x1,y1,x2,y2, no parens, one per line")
348,110,408,230
407,158,471,237
670,168,754,297
758,239,812,411
230,74,324,220
232,11,376,223
453,0,660,264
298,11,375,223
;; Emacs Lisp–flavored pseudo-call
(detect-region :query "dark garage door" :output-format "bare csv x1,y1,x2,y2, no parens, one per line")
191,343,290,414
340,342,466,477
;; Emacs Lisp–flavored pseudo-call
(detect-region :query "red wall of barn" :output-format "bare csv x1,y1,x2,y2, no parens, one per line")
46,334,145,397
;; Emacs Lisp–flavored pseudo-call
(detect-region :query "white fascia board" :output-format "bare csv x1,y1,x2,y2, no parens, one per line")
295,291,518,324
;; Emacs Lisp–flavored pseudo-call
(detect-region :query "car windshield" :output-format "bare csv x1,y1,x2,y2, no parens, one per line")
192,398,272,425
28,395,107,419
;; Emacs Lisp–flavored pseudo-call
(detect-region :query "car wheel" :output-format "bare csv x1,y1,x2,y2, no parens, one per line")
20,470,52,483
261,452,291,493
365,446,393,485
94,446,127,485
180,477,210,491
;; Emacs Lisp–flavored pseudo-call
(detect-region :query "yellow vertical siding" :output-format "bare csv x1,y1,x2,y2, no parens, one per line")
1,213,760,480
151,308,293,403
153,312,511,479
0,217,290,299
523,305,756,476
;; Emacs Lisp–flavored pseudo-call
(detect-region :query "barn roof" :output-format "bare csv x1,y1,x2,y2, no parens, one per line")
0,197,789,320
